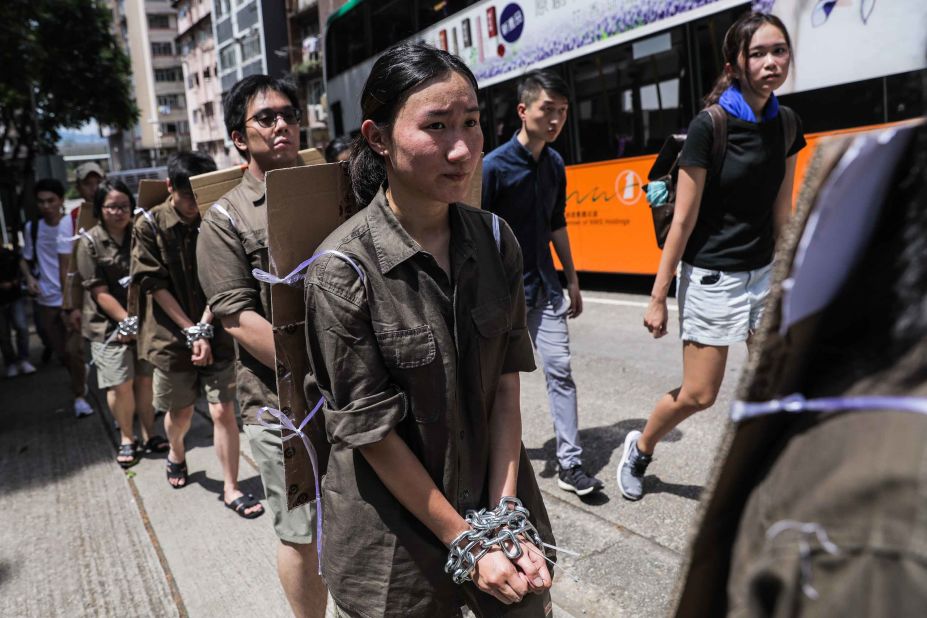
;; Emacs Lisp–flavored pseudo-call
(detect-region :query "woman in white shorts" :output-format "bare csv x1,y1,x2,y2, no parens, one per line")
617,12,806,501
76,182,166,468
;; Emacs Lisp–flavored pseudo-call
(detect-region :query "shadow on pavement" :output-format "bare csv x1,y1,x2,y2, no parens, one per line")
185,470,266,501
643,475,703,501
526,418,683,480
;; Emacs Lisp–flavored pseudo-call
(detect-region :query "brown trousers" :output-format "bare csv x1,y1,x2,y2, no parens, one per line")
36,305,85,398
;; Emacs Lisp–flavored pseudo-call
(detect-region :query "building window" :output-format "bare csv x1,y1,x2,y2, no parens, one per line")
148,14,171,29
157,94,184,111
203,65,211,79
160,122,178,135
151,42,173,56
214,0,230,18
241,30,261,62
219,44,237,71
154,67,182,82
203,102,214,117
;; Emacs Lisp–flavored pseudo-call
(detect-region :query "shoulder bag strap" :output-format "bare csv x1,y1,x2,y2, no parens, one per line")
705,104,728,179
779,106,797,157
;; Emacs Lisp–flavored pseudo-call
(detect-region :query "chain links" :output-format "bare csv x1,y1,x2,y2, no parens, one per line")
444,497,545,585
116,315,139,338
183,323,214,348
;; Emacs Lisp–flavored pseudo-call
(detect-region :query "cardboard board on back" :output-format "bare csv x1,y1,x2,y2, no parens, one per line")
265,158,482,509
190,149,325,216
130,180,170,317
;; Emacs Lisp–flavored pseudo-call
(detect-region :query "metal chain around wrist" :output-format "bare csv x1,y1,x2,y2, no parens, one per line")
183,322,214,348
116,315,139,337
444,497,545,585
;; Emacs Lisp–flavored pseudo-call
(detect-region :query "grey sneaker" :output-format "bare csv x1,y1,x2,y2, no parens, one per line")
617,430,652,501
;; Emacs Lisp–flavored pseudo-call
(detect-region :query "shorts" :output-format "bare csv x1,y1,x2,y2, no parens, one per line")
90,341,153,389
152,360,236,411
677,262,772,346
244,424,315,544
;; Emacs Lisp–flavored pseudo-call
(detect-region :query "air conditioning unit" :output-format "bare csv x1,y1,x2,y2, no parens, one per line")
307,103,327,128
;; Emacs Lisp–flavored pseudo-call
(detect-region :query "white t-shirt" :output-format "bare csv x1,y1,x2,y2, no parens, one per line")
23,215,73,307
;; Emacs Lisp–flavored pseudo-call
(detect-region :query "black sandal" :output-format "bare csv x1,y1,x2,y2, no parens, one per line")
223,493,265,519
117,442,140,469
144,435,170,453
166,459,188,489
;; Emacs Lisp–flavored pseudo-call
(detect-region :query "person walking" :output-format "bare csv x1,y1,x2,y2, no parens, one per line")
303,43,554,616
618,12,806,501
482,70,603,497
197,74,326,617
76,181,167,467
0,243,35,377
22,178,93,416
132,152,263,518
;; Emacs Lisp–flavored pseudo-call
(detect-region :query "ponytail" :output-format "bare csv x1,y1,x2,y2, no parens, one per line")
348,135,387,209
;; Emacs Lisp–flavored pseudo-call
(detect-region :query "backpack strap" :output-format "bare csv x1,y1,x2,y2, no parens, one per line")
705,104,728,179
779,105,797,157
26,219,41,276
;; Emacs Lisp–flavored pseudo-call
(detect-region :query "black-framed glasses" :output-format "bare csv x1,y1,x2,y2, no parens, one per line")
246,106,302,128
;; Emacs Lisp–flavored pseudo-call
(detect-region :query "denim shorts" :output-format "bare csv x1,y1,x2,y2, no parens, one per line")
677,262,772,346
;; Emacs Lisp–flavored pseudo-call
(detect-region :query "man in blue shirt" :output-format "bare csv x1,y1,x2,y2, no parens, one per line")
482,70,602,496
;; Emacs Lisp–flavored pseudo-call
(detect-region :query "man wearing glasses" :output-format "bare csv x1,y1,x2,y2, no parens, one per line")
197,76,326,617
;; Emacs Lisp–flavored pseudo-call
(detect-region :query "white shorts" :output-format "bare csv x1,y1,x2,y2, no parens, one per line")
677,262,772,346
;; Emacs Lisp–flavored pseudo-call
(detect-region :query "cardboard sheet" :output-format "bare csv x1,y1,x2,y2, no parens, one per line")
191,149,325,216
130,180,170,317
266,161,348,509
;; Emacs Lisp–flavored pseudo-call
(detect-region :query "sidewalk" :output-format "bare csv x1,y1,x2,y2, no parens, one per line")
0,350,584,617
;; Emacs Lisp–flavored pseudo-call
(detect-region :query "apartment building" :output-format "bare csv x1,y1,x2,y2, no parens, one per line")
286,0,330,148
213,0,290,97
107,0,191,169
175,0,235,168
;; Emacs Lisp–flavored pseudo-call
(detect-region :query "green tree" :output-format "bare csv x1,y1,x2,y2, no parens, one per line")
0,0,138,231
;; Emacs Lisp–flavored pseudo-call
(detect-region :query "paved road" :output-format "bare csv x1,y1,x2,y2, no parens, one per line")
0,290,745,617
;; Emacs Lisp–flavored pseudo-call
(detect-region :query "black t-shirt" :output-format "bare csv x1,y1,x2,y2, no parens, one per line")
0,246,22,305
679,109,806,271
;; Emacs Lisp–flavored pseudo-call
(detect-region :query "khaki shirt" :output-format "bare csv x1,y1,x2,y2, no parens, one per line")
75,224,130,342
304,189,554,616
131,198,233,372
197,170,279,425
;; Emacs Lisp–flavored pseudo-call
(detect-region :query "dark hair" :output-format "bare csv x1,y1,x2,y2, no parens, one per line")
34,178,65,199
517,69,570,106
92,180,136,221
351,42,478,207
324,135,353,163
167,151,218,193
703,11,793,107
223,75,300,160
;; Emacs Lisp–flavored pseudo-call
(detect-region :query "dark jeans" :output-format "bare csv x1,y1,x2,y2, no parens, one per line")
0,298,29,365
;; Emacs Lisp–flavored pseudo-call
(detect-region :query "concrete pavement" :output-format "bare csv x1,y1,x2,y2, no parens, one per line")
0,290,744,617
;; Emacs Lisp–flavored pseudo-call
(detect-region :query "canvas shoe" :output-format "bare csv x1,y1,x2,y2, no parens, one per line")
4,364,18,378
617,430,652,501
17,360,36,375
558,465,604,496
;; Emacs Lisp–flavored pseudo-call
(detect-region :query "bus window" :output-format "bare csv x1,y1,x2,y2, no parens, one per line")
887,69,925,123
691,7,742,107
372,1,416,57
570,47,630,162
781,78,884,134
327,4,370,77
491,80,520,148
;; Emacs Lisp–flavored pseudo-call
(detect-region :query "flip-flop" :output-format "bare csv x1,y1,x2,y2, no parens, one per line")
223,493,265,519
117,442,140,469
166,459,187,489
144,435,170,453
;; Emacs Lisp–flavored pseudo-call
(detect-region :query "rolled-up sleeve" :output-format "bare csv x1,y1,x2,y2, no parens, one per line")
499,220,536,375
197,206,258,318
131,216,169,294
75,236,104,290
304,261,406,448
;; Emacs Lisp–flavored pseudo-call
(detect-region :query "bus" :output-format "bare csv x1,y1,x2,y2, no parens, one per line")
324,0,926,275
